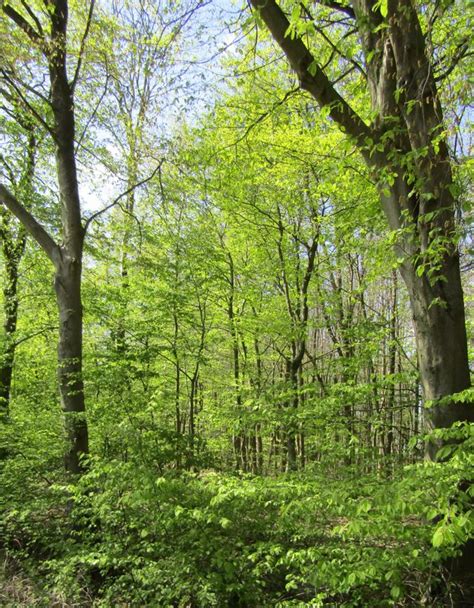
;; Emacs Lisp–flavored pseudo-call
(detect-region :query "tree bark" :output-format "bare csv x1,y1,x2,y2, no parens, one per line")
54,254,88,474
0,127,36,419
1,0,90,474
0,246,23,419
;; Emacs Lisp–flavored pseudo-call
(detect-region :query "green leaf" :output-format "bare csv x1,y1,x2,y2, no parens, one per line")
432,526,445,548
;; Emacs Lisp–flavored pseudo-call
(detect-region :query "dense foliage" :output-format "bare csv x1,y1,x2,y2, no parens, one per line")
0,0,472,606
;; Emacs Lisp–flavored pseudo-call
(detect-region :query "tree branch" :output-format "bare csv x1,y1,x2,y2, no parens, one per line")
83,160,164,233
75,72,109,153
2,2,43,44
228,87,300,151
71,0,96,92
250,0,371,147
434,38,471,82
20,0,44,37
315,0,355,19
300,4,364,77
14,325,57,348
0,75,54,137
0,184,59,264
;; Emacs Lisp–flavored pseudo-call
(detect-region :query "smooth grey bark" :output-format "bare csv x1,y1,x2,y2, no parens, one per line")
49,1,89,474
1,0,90,474
54,255,88,473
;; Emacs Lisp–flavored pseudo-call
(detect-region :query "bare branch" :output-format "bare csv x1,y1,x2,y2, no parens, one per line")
83,160,164,233
1,68,51,106
71,0,96,92
2,2,43,44
0,74,54,136
20,0,44,37
0,184,59,264
75,72,110,152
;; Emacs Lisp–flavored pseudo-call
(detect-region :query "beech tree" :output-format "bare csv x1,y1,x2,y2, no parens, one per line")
0,2,472,605
0,0,92,473
248,0,472,440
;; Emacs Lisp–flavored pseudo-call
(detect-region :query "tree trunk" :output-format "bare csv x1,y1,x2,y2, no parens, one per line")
379,181,472,442
0,128,35,419
1,0,90,474
249,0,473,597
54,255,88,474
286,356,299,471
401,259,470,425
49,0,89,474
0,247,22,419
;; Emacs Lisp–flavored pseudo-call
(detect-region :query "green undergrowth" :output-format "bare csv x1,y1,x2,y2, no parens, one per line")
0,427,472,607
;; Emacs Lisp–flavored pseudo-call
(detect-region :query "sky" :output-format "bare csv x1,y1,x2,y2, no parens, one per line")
79,0,249,216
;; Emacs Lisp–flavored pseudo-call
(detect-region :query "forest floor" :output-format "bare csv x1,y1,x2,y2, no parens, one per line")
0,551,63,607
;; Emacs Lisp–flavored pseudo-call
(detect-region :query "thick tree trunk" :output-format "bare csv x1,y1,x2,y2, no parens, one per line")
49,0,89,474
379,180,473,436
250,0,473,428
250,0,473,594
400,255,472,433
356,0,474,435
1,0,90,475
54,255,88,474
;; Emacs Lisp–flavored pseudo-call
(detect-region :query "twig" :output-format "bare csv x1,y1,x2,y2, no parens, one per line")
83,160,164,232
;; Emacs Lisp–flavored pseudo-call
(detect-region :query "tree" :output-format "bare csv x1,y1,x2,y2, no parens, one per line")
249,0,473,595
0,0,92,473
248,0,472,442
0,112,36,419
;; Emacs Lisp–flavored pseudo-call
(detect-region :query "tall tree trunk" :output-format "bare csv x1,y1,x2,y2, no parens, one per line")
0,250,23,419
50,21,89,473
173,309,182,469
400,258,470,428
54,256,88,473
226,249,245,470
384,273,398,463
286,357,298,471
49,1,89,474
1,0,90,474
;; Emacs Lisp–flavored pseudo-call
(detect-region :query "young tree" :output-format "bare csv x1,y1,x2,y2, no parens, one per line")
0,115,36,419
